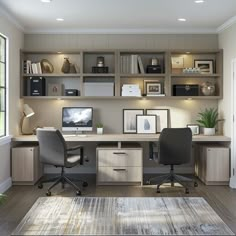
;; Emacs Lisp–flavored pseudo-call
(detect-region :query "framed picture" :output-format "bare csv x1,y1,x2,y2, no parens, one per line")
171,57,184,69
194,60,214,74
146,82,162,95
143,80,162,95
187,124,200,135
146,109,169,133
123,109,144,133
136,115,157,134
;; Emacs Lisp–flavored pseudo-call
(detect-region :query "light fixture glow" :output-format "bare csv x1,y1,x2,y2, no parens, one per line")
186,52,191,54
195,0,205,3
56,18,64,21
41,0,52,3
178,18,186,22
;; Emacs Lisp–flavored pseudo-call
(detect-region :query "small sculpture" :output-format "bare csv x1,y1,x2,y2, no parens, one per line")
201,82,215,96
61,58,70,73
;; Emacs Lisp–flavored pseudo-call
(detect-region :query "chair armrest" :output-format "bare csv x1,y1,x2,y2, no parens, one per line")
66,145,83,152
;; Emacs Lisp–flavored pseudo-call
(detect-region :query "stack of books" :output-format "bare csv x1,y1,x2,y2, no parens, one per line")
24,60,42,74
122,84,141,97
120,55,144,74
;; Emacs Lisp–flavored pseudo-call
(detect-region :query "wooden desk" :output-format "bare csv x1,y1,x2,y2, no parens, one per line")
12,134,231,143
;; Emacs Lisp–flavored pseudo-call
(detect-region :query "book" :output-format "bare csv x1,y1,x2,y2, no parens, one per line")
31,63,38,74
137,56,145,74
36,62,42,74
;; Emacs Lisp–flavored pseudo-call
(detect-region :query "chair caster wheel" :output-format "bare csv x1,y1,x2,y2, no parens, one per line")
185,188,189,194
194,182,198,187
46,191,51,196
38,183,43,189
157,188,160,193
82,182,88,187
76,191,81,196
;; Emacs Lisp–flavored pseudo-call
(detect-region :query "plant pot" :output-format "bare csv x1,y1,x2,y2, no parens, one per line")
203,127,215,136
97,128,103,135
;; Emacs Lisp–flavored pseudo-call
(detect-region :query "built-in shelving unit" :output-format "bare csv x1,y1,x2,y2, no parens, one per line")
20,49,223,100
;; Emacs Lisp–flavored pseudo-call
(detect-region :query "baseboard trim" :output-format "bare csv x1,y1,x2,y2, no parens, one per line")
0,177,12,193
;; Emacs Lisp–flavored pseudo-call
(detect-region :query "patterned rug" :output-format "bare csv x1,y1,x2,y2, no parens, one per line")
12,197,234,235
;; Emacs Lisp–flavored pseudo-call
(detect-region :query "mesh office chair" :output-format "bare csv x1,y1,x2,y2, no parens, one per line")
36,129,88,196
147,128,198,194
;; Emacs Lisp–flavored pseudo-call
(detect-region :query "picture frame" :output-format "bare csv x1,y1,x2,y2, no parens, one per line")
194,60,214,74
146,82,162,96
136,115,157,134
187,124,200,135
143,80,163,95
146,109,169,133
171,57,184,69
123,109,144,134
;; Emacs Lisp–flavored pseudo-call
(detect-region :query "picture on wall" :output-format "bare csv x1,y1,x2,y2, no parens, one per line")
123,109,144,133
136,115,157,134
146,109,169,133
194,60,214,74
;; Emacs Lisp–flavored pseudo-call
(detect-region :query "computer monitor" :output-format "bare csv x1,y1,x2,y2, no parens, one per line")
62,107,93,132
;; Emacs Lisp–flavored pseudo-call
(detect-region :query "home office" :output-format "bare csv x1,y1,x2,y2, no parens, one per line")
1,0,236,235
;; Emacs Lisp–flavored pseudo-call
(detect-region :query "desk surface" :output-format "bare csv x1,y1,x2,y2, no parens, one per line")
12,134,231,142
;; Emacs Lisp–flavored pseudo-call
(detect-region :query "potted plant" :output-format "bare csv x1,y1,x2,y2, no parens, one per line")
96,123,103,135
196,108,220,135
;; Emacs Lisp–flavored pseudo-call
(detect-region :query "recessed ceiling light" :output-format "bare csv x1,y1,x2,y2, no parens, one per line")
41,0,52,3
186,52,191,54
195,0,205,3
178,18,186,22
56,18,64,21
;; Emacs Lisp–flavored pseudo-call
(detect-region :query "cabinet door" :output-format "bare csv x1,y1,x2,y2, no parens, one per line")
206,148,229,182
12,148,34,182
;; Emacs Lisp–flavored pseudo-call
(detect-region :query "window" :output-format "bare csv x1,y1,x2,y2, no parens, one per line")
0,35,6,137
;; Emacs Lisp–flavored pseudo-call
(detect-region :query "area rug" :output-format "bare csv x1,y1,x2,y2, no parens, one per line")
11,197,234,235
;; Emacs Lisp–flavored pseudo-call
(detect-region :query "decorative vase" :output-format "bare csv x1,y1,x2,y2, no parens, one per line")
69,63,76,73
203,127,215,135
61,58,70,73
97,128,103,134
201,82,215,96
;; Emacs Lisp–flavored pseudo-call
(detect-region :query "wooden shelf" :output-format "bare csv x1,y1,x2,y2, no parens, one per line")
171,73,221,77
120,73,166,78
23,73,80,77
83,73,115,77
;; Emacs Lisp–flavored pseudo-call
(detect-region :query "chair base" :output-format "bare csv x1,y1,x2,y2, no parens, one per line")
38,167,88,196
147,165,198,194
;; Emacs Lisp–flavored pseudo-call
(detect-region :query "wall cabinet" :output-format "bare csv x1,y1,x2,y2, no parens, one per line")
21,49,223,100
11,146,43,185
96,144,143,185
195,145,229,185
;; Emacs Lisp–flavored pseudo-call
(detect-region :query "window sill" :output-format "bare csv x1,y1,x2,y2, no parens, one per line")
0,135,12,146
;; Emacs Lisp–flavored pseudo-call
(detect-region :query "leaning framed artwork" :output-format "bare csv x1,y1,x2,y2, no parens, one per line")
123,109,144,134
194,60,214,74
146,109,169,133
146,82,162,96
136,115,157,134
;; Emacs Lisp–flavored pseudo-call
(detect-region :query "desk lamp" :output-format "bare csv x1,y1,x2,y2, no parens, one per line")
20,104,35,135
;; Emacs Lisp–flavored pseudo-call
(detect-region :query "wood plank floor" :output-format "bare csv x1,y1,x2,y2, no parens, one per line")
1,174,236,236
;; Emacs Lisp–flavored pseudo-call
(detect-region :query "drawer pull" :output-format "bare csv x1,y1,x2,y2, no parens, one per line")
113,152,126,155
113,168,126,171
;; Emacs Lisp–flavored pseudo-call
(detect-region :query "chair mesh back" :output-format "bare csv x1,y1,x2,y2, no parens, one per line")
159,128,192,165
36,129,66,167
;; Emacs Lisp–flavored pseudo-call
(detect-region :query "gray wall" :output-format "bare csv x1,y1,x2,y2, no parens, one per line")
0,13,24,192
24,34,219,173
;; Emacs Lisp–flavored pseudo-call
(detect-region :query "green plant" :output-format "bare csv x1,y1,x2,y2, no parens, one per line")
196,108,219,128
0,194,7,205
96,123,103,128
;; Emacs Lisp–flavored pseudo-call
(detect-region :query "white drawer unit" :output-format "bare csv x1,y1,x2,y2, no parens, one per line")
195,145,229,185
11,146,43,185
96,144,143,185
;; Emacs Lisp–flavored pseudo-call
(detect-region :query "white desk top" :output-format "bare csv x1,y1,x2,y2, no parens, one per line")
12,134,231,142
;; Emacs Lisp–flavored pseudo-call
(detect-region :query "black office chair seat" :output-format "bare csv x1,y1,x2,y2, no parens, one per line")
37,129,88,196
147,128,198,194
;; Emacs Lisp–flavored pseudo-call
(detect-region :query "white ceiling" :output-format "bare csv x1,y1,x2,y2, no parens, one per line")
0,0,236,34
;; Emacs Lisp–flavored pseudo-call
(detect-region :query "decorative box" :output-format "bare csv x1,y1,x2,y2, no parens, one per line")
146,65,162,74
48,83,64,96
92,66,109,73
65,89,79,96
30,77,46,96
173,84,199,96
